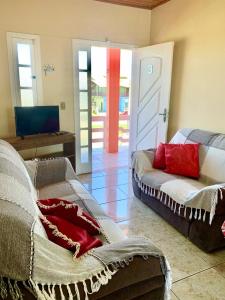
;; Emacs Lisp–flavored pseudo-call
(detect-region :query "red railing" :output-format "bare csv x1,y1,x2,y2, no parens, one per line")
92,115,129,145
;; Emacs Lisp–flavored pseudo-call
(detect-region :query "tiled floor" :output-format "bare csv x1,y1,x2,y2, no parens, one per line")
92,146,129,172
78,161,225,299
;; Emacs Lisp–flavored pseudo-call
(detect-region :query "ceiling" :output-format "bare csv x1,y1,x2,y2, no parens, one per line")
95,0,170,10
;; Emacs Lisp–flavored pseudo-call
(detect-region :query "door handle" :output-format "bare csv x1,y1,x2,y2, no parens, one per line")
159,108,167,123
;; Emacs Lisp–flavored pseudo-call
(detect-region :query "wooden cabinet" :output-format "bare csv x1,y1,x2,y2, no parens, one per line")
5,132,76,171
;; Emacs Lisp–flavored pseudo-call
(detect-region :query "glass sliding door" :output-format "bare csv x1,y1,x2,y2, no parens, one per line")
73,41,92,174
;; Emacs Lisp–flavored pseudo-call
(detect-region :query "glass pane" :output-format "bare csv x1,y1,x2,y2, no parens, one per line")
92,131,103,139
79,51,88,70
81,147,89,163
19,67,32,87
93,142,103,149
17,43,31,65
80,92,88,110
20,89,34,106
80,130,88,146
80,111,88,128
79,72,88,90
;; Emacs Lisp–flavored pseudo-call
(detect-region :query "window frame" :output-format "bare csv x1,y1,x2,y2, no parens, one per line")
7,32,43,107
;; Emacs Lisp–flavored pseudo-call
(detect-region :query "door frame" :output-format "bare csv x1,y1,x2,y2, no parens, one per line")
72,39,135,174
72,39,135,50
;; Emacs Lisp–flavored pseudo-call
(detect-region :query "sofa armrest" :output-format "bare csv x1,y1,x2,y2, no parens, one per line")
131,149,155,179
215,188,225,216
25,157,78,189
8,256,165,300
87,256,165,300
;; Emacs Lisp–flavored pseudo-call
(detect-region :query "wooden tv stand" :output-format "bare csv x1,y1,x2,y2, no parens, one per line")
5,131,76,171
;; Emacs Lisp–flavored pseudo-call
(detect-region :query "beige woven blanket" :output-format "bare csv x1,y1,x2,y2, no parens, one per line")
132,149,225,224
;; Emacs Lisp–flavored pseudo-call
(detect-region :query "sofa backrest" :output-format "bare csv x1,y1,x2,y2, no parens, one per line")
170,128,225,184
0,140,37,212
0,139,47,238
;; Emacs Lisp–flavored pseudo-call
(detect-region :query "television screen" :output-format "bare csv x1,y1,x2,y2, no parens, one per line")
15,106,60,137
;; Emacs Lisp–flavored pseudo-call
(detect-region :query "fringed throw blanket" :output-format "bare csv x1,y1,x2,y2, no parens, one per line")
0,207,171,300
132,150,225,225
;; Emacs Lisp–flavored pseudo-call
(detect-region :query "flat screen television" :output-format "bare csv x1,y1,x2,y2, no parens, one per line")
15,106,60,137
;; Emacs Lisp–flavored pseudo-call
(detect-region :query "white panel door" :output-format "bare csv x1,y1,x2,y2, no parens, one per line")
130,42,174,152
73,40,92,175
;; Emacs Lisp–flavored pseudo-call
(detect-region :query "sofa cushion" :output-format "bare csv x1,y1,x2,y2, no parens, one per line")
141,169,179,189
38,181,76,199
38,179,126,243
200,146,225,184
170,128,225,184
164,143,200,178
170,128,217,145
39,180,106,219
160,178,206,205
153,143,166,169
40,215,102,258
37,198,100,235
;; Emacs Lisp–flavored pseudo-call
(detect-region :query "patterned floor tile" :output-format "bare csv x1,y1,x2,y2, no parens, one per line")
100,197,146,222
91,186,128,204
154,238,212,282
214,262,225,277
82,172,130,190
172,268,225,300
118,182,134,197
171,291,180,300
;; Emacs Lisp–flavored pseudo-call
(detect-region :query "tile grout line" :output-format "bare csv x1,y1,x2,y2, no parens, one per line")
172,265,219,285
78,167,129,179
212,261,225,279
90,181,132,191
171,290,181,300
96,197,134,206
186,246,225,270
84,184,130,193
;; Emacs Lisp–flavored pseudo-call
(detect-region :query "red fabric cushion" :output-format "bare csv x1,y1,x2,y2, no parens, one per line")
37,198,100,235
40,215,102,258
221,221,225,237
153,143,166,169
164,144,200,178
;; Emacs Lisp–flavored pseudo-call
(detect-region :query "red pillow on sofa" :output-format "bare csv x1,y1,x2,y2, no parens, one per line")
37,198,100,236
40,215,102,258
164,143,200,178
153,143,166,169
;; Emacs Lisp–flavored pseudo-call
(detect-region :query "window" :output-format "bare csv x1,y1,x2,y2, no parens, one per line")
7,32,43,107
78,50,91,164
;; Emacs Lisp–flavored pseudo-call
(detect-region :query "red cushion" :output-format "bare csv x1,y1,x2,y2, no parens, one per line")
164,144,200,178
221,221,225,237
37,198,100,235
40,215,102,258
153,143,166,169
